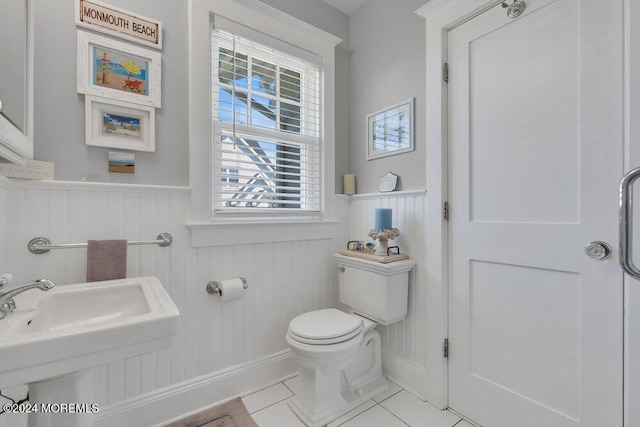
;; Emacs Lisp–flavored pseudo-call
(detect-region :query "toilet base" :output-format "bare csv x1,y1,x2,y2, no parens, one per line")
288,375,388,427
286,315,387,427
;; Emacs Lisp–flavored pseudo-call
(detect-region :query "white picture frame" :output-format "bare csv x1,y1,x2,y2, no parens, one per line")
77,30,161,107
366,98,414,160
85,95,155,152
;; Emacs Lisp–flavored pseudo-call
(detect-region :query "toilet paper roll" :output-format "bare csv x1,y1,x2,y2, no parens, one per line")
218,278,245,302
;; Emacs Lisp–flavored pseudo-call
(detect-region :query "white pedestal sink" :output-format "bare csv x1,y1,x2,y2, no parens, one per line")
0,276,179,427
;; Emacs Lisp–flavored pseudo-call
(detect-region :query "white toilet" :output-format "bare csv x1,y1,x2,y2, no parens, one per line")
286,253,415,427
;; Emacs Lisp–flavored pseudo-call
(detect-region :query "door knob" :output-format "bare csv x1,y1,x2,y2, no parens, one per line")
585,241,612,260
502,0,526,18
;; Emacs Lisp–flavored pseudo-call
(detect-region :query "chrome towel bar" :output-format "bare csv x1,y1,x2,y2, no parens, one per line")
28,233,173,254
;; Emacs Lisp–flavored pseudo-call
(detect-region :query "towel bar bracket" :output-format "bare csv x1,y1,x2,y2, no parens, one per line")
27,233,173,255
28,237,51,254
156,233,172,247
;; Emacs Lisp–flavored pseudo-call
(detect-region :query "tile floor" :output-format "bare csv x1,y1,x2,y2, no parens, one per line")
241,376,477,427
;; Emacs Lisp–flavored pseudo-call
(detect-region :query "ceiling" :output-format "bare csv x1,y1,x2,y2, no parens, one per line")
320,0,371,15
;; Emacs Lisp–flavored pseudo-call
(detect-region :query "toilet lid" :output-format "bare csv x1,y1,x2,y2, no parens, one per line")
288,309,363,345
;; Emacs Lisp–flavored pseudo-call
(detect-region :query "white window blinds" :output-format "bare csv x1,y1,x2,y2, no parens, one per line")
212,28,322,214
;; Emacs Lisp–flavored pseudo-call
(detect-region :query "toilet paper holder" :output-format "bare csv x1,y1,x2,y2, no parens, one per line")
206,277,248,295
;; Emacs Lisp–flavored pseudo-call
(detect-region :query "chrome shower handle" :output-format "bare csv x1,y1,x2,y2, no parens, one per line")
619,167,640,280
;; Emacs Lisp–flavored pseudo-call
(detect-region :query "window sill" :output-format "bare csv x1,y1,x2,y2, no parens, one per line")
186,220,339,247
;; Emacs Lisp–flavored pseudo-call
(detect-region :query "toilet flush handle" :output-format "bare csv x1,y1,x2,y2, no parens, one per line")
337,266,345,273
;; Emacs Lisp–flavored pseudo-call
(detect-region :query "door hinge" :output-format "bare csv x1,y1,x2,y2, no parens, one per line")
444,338,449,358
443,201,449,221
443,63,449,83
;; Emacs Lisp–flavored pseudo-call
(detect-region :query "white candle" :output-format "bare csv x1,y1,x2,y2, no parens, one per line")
343,174,356,195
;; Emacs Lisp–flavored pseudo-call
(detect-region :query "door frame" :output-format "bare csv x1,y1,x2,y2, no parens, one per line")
416,0,501,410
625,2,638,426
417,0,633,416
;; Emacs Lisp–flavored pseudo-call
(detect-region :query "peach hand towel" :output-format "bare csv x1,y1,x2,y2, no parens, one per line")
87,240,127,282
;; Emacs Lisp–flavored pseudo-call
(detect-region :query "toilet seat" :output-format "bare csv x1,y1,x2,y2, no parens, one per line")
288,309,364,345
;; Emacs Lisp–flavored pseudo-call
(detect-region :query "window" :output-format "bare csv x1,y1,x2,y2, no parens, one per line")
188,0,339,234
212,29,321,215
221,167,239,184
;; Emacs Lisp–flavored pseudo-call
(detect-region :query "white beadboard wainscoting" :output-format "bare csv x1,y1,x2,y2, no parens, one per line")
0,180,343,427
344,190,428,398
0,181,427,426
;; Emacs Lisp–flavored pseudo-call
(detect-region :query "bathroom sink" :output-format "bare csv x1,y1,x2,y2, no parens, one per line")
0,276,179,389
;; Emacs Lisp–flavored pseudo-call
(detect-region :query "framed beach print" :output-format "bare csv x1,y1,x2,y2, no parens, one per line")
85,95,155,152
366,98,414,160
77,30,161,107
108,151,135,174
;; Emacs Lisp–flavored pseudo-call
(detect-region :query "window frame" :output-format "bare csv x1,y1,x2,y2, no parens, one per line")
211,30,322,216
187,0,340,240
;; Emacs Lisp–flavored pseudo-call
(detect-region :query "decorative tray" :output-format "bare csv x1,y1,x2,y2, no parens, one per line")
338,249,409,264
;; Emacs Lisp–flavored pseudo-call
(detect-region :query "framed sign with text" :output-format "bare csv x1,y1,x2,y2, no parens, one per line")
75,0,162,49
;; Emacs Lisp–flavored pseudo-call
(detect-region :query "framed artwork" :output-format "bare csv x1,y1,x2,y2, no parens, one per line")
108,150,135,174
85,95,155,152
77,30,161,107
366,98,414,160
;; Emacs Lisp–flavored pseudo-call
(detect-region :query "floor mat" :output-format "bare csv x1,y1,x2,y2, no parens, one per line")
164,398,258,427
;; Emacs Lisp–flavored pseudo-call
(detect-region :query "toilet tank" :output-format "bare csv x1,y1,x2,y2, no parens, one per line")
334,253,415,325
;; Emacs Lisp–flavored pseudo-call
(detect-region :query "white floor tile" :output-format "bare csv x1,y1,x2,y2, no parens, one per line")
379,391,461,427
283,375,298,395
242,382,293,414
251,400,306,427
340,405,408,427
327,399,377,427
181,377,480,427
373,379,403,403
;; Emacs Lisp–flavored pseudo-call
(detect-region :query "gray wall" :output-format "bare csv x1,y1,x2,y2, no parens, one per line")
259,0,351,194
349,0,426,193
33,0,349,187
34,0,188,185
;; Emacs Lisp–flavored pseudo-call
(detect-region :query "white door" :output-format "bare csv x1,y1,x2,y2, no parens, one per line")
447,0,624,426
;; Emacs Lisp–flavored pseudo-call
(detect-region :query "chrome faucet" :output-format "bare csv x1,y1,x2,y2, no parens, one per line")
0,278,55,320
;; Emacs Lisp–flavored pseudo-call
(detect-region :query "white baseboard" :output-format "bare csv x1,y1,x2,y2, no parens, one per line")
381,348,428,400
93,348,427,427
94,350,296,427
